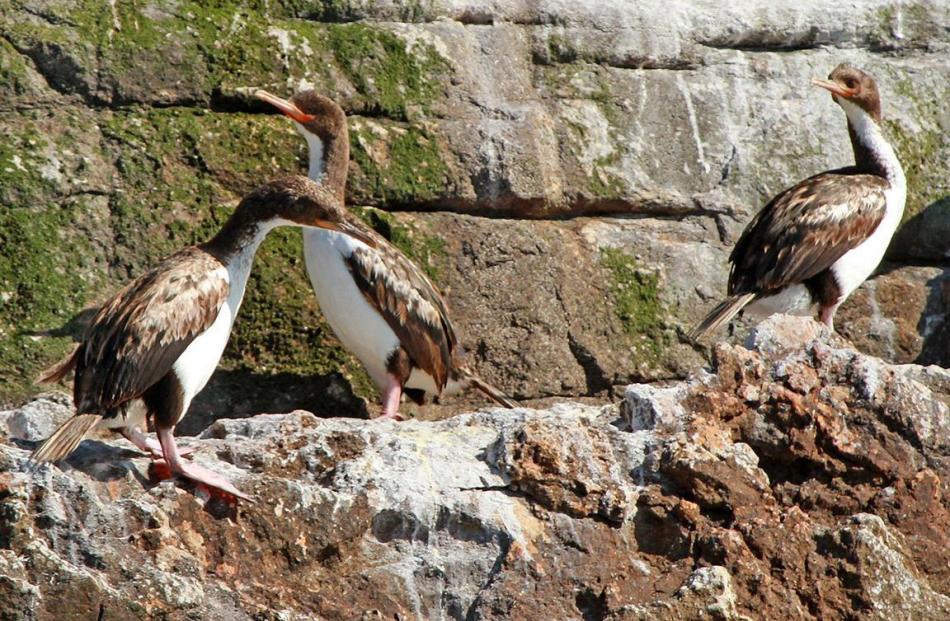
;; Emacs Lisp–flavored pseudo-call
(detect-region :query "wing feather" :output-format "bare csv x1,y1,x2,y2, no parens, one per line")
337,220,457,390
728,170,888,296
74,247,229,413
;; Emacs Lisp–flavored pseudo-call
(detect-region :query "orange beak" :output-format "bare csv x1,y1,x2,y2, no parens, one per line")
255,89,316,123
812,78,857,100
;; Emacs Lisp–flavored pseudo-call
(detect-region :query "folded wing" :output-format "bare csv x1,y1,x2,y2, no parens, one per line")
728,169,888,296
74,247,229,413
339,221,457,391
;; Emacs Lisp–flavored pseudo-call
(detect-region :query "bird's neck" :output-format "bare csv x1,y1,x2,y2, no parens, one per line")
303,129,348,202
840,100,903,185
203,214,282,264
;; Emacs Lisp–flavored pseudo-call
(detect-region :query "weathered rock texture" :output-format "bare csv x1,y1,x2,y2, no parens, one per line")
0,315,947,619
1,1,947,412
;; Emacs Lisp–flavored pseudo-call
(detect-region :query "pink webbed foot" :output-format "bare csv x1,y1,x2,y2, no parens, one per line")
373,374,405,421
154,427,252,502
152,459,253,502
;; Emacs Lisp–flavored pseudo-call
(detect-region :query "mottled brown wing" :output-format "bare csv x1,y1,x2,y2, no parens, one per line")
74,247,228,414
728,170,888,295
338,220,457,390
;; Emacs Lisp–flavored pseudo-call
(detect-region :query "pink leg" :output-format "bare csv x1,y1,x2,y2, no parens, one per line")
155,427,252,501
122,427,194,459
374,374,405,421
818,303,839,331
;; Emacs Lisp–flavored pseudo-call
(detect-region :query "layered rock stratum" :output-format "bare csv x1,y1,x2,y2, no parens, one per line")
1,316,948,619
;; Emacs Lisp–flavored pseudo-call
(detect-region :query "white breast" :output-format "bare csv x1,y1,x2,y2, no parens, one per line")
171,229,266,424
303,228,401,390
830,181,906,298
830,99,907,299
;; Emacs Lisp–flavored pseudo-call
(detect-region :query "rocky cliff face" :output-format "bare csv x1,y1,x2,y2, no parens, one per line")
0,2,948,618
1,315,948,619
0,0,947,413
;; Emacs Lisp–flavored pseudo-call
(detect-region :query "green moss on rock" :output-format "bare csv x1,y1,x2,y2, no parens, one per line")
0,205,94,403
101,107,302,267
883,80,950,223
0,37,36,97
587,153,624,198
886,121,945,223
350,122,452,206
3,2,451,113
327,23,449,119
600,247,669,364
0,122,58,206
3,0,331,104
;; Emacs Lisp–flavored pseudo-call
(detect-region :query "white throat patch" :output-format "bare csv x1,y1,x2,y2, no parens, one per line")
295,121,326,183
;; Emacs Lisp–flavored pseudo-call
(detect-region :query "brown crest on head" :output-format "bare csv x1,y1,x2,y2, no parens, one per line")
255,89,350,198
812,64,882,122
287,91,348,143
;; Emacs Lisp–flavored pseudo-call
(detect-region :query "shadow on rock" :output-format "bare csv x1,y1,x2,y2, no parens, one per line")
179,368,370,435
888,196,950,264
917,268,950,367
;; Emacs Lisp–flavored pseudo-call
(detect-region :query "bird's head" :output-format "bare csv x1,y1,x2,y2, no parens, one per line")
235,175,345,230
255,89,347,142
812,64,882,124
255,89,349,186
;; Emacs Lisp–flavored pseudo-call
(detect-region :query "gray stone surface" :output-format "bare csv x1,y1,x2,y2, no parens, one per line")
2,315,948,619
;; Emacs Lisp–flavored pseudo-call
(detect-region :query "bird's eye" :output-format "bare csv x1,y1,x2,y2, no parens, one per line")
844,78,857,89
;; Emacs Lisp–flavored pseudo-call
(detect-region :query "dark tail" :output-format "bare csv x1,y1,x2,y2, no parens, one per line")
36,344,80,384
462,370,518,409
31,414,102,463
687,293,756,341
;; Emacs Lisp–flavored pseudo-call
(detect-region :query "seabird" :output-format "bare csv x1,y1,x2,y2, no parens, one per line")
690,64,906,339
32,175,348,499
255,89,517,419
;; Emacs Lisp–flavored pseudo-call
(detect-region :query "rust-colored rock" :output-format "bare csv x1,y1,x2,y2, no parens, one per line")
1,315,948,619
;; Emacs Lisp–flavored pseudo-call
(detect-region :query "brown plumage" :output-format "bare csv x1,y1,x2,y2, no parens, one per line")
257,89,517,418
32,175,347,499
690,64,904,339
330,217,516,410
726,174,887,296
337,221,456,392
71,247,229,415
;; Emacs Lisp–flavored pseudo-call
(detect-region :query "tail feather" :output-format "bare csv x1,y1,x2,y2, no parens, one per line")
36,344,80,385
31,414,102,463
463,371,518,409
688,293,756,341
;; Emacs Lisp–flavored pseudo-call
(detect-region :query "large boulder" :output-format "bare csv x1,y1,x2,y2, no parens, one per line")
1,315,948,619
